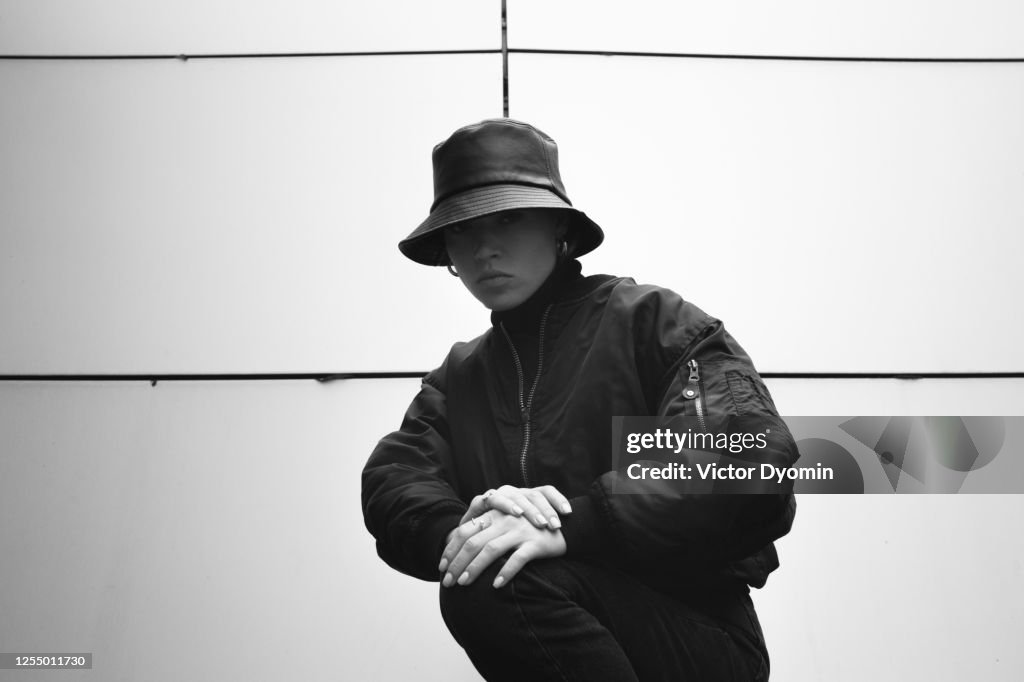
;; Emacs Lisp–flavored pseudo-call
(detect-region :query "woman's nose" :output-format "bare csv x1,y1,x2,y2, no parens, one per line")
472,227,502,260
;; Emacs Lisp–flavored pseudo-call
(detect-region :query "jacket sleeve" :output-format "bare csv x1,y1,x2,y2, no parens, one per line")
361,364,468,582
559,287,798,577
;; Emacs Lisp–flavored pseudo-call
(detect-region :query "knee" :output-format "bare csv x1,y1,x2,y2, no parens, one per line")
438,559,571,639
439,561,510,636
440,557,577,626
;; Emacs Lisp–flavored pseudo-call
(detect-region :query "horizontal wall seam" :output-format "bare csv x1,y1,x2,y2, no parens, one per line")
1,372,1023,385
2,49,1022,63
0,49,501,61
509,48,1024,63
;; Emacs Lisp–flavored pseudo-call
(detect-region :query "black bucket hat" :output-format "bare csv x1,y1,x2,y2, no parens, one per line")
399,118,604,266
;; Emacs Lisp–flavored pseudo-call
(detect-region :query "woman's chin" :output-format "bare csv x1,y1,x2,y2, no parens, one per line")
473,289,527,312
482,297,523,312
482,298,515,312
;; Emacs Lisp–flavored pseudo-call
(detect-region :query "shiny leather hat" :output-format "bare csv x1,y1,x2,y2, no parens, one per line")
399,118,604,266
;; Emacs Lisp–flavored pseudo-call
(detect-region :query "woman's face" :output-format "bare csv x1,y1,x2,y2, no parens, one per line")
444,209,565,311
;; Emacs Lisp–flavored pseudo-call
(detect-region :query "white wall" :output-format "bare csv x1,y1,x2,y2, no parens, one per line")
1,2,1022,680
0,379,478,681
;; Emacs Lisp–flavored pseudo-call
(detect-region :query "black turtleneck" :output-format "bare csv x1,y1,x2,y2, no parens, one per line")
490,257,584,333
490,258,583,380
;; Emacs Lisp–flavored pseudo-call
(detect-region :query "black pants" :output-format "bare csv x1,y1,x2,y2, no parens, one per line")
439,558,769,682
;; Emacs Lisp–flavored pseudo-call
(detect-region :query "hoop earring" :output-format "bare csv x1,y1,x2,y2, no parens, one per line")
447,264,459,277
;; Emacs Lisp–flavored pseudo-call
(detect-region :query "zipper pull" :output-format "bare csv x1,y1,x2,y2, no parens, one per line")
520,407,530,424
683,358,700,400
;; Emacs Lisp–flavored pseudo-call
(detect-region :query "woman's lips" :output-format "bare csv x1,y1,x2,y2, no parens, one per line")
478,271,513,284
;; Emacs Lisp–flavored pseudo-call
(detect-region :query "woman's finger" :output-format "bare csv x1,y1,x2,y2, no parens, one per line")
493,485,530,517
495,485,554,529
468,488,524,519
523,489,562,529
476,486,547,528
492,544,538,589
453,531,519,587
439,512,493,575
443,517,502,587
460,490,497,525
536,485,573,515
463,485,571,531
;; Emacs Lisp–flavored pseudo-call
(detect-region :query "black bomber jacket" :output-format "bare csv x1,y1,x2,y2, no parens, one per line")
361,269,799,592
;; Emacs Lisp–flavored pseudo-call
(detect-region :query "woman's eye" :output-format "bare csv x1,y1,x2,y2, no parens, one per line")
448,223,468,235
498,211,523,225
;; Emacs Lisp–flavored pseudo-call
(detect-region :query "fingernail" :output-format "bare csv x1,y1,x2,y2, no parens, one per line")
438,558,448,573
457,572,470,586
493,576,505,589
535,514,546,526
443,573,453,587
561,503,572,514
512,505,524,515
549,516,561,529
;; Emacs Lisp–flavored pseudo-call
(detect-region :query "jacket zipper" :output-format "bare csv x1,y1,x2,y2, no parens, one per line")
684,358,706,432
499,304,553,486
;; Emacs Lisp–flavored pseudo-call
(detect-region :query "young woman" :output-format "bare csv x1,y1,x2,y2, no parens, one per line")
361,118,798,681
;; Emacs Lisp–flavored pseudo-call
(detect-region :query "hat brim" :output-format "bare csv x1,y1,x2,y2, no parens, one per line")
399,184,604,266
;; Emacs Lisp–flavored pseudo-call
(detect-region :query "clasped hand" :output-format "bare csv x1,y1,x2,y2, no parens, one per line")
440,485,572,589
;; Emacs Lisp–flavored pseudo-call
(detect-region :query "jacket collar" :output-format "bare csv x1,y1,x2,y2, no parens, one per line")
490,258,584,334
